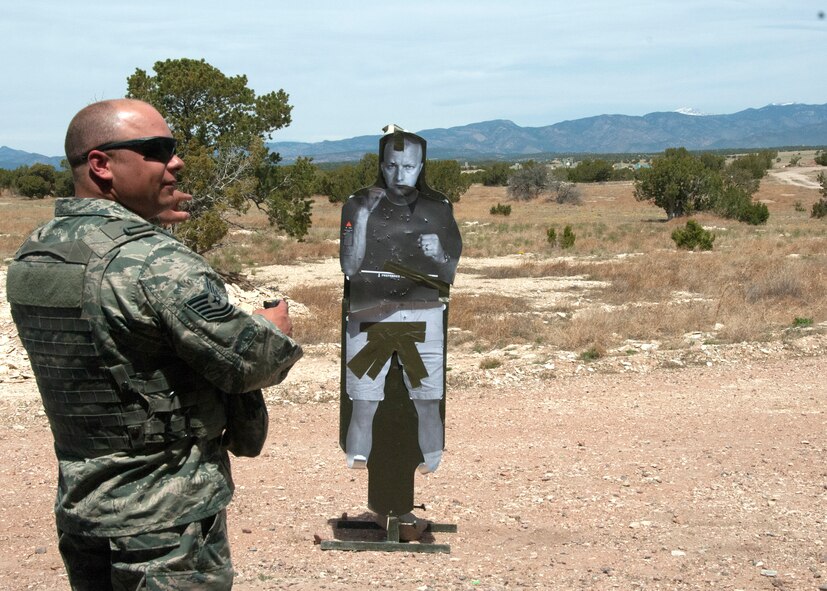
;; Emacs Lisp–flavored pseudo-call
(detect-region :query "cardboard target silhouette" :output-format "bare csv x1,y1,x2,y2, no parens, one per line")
338,125,461,517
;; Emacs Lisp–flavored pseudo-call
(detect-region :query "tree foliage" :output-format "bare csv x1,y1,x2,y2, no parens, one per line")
507,162,583,205
126,58,313,252
16,173,52,198
728,150,776,180
0,169,12,190
507,163,549,201
317,153,379,203
552,180,582,204
635,147,772,224
127,58,291,148
698,152,726,171
543,225,576,248
566,158,613,183
1,162,73,199
54,160,75,197
425,159,471,203
711,183,766,224
812,172,827,218
634,148,714,219
253,155,315,238
481,162,512,186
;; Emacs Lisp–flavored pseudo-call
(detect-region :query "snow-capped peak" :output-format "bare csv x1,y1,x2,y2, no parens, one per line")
674,107,708,116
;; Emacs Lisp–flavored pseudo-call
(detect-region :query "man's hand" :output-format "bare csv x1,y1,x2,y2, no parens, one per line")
154,190,192,226
418,233,447,262
253,299,293,337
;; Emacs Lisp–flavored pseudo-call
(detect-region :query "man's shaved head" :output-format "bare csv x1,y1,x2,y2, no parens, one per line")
62,98,182,219
64,99,148,168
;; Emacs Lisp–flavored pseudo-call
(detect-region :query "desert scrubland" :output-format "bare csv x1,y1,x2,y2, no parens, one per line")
0,154,825,590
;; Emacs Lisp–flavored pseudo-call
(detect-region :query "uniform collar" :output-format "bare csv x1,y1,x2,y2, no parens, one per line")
55,197,148,225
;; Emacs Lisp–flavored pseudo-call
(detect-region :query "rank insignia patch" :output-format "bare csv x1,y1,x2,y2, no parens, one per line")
185,278,235,321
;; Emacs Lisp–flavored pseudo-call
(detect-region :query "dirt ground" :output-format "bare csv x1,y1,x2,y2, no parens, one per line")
1,255,826,591
0,160,825,590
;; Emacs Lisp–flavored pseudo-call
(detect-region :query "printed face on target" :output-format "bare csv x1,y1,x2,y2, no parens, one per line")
381,140,423,189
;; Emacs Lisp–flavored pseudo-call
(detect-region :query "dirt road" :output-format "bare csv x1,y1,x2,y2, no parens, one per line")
768,166,824,190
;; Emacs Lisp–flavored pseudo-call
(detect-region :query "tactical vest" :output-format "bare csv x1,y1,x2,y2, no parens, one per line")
6,219,226,458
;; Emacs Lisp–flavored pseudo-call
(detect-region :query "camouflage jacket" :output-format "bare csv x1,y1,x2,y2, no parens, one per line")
10,198,301,536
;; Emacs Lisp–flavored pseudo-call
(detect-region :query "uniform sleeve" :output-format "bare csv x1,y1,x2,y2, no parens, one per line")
135,241,302,393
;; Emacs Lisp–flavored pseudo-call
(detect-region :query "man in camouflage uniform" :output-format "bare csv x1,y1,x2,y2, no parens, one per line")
5,99,302,590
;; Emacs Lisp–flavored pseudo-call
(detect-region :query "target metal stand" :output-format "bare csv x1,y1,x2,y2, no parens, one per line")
321,513,457,554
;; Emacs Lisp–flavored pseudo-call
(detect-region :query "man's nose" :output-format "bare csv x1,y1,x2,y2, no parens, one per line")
168,154,184,172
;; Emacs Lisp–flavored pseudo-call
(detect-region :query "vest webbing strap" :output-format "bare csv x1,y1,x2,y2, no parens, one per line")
9,218,225,455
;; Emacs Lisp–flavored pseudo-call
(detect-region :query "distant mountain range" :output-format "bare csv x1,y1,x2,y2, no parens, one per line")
0,146,63,170
267,103,827,163
4,103,826,169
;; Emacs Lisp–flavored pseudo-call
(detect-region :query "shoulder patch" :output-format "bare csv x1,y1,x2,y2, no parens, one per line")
185,278,235,322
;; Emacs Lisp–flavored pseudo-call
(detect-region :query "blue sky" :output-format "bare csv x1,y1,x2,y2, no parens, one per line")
2,1,824,156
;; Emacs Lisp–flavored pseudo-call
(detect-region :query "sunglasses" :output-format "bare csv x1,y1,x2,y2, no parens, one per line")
76,136,178,165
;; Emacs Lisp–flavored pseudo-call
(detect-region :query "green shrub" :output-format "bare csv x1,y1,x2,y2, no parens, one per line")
813,172,827,218
711,184,768,225
176,209,229,255
553,181,583,205
54,171,75,197
560,225,576,249
490,203,512,216
567,159,613,183
546,227,557,244
507,165,549,201
15,174,52,198
792,317,813,328
482,162,512,186
728,150,776,180
427,159,472,202
579,345,604,361
671,219,715,251
738,201,769,225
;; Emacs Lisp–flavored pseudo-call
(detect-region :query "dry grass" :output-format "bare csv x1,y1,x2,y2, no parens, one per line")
478,356,503,370
449,293,553,348
447,174,827,350
461,243,825,350
2,166,826,356
0,194,55,261
284,283,342,345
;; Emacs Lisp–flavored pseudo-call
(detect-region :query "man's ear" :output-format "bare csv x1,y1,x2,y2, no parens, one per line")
86,150,114,181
